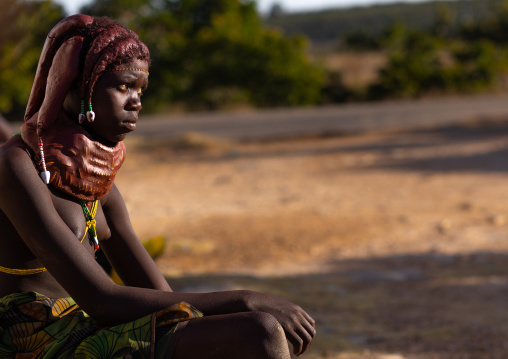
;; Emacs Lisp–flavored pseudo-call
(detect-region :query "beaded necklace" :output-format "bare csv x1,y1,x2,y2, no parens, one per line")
80,200,100,250
0,200,99,275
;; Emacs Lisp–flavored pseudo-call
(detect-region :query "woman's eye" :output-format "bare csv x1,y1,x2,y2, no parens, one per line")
137,88,144,96
118,84,128,91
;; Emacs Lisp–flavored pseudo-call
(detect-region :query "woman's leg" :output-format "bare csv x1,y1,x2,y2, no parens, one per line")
170,311,291,359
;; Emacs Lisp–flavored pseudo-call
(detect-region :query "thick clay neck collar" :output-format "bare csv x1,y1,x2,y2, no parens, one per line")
21,113,126,201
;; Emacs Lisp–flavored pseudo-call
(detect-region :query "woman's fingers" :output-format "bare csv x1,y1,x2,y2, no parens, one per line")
253,294,316,356
298,322,315,355
302,316,317,340
285,328,304,356
302,310,315,327
283,311,316,356
295,308,316,342
297,308,316,337
287,323,314,356
293,305,315,330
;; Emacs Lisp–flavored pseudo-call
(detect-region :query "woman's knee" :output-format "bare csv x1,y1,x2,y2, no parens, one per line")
246,311,285,341
238,312,289,358
172,312,290,359
245,312,289,353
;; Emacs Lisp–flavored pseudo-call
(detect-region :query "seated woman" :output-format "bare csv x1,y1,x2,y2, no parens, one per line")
0,15,315,358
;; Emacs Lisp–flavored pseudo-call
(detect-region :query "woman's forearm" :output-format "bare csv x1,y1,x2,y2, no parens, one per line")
87,284,253,326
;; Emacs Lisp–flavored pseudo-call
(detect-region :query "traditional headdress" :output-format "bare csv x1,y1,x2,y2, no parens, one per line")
21,15,150,201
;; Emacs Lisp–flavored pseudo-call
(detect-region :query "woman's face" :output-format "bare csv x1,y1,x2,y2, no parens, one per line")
84,59,149,145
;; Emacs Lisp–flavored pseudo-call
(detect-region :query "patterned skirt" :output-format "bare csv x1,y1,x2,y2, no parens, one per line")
0,292,202,358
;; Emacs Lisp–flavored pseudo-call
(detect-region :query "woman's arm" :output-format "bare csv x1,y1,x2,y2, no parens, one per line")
100,184,172,291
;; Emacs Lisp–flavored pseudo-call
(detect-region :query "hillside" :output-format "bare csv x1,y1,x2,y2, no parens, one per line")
264,0,505,46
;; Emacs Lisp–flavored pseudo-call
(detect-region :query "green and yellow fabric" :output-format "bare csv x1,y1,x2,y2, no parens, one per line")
0,292,202,358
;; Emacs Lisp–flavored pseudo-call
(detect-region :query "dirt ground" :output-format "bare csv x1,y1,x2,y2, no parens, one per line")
116,118,508,358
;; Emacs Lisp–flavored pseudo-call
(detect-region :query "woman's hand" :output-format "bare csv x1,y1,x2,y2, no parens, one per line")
245,291,316,356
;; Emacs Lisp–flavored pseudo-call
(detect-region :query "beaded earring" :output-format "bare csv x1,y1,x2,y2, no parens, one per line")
79,100,86,123
79,100,95,123
86,101,95,122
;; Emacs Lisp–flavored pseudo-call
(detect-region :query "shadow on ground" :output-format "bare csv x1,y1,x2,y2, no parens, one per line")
167,251,508,359
368,121,508,173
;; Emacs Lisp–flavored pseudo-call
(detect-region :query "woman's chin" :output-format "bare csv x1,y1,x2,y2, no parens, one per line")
101,134,126,146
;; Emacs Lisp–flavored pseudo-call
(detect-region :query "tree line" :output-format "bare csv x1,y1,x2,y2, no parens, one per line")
266,0,505,45
343,1,508,100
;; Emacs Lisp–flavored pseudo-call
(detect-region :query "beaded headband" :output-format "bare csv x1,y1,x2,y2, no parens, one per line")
109,68,149,74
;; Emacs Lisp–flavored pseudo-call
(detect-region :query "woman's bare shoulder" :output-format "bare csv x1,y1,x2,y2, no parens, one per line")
0,136,35,180
0,134,31,160
0,135,48,215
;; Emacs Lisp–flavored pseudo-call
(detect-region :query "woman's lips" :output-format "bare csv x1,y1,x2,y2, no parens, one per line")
122,120,137,131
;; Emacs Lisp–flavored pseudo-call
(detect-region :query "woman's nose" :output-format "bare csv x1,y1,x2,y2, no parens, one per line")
126,93,142,111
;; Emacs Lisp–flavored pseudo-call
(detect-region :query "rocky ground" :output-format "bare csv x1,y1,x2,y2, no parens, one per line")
116,118,508,358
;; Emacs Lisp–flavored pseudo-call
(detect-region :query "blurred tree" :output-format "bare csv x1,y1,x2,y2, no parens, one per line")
447,40,507,92
459,0,508,43
321,70,351,103
0,0,65,120
342,31,380,51
81,0,324,110
368,11,508,100
370,25,446,98
433,3,455,38
268,3,285,19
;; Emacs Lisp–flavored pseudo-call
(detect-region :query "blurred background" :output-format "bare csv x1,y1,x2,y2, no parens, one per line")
4,0,508,358
5,0,508,119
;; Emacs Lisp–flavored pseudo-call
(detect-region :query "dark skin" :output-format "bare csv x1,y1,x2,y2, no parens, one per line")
0,113,13,143
0,60,315,358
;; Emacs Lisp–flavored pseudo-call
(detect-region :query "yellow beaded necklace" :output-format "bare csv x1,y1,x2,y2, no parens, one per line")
0,200,99,275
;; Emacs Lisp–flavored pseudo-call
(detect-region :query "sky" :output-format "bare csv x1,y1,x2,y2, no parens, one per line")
54,0,444,16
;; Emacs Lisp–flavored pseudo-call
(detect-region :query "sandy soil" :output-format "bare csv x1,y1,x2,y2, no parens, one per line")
116,119,508,358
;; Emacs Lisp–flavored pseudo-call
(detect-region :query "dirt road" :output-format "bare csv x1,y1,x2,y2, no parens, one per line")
135,93,508,141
